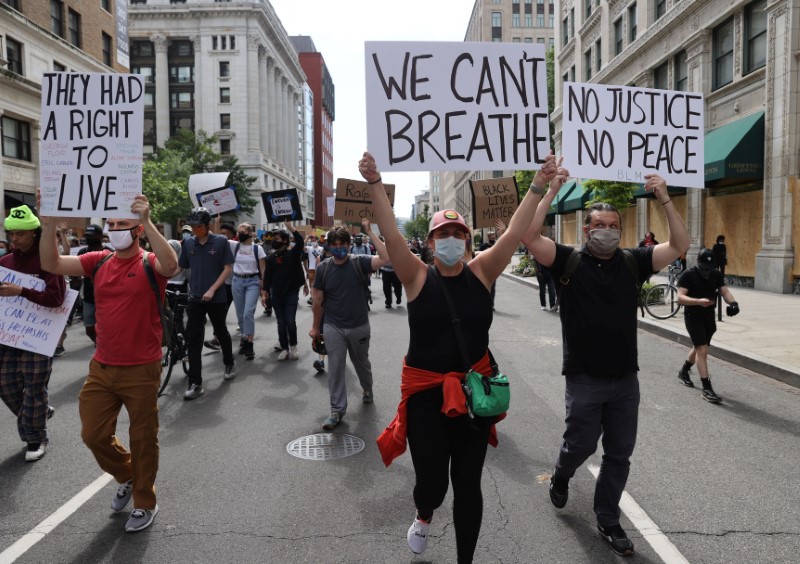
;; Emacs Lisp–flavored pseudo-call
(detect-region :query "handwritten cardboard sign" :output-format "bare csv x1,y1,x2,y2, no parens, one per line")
333,178,395,223
561,82,705,188
365,41,550,172
0,267,78,357
39,72,145,218
262,189,303,222
469,177,519,229
195,186,240,217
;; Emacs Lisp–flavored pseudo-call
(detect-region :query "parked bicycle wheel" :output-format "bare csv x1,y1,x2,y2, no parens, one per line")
159,341,178,397
644,283,682,319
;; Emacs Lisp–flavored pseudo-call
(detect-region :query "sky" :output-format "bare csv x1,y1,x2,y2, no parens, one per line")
269,0,474,219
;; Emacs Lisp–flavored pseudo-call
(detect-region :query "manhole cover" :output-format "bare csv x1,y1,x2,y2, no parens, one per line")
286,433,365,460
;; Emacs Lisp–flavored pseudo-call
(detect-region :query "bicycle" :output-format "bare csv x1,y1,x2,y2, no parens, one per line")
642,264,683,320
159,290,190,397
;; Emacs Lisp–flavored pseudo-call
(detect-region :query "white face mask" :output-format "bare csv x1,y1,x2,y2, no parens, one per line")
108,228,135,251
433,236,466,266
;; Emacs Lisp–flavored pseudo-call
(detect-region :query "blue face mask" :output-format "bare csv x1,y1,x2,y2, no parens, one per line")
0,249,6,256
434,237,466,267
330,247,348,260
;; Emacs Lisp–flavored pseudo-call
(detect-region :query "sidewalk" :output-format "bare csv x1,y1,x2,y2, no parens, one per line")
502,256,800,389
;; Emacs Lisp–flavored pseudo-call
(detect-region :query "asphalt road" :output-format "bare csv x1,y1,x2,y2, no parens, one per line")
1,275,798,564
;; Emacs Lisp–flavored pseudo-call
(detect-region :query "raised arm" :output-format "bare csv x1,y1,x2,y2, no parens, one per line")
647,174,690,271
134,195,178,278
470,154,562,286
520,164,572,268
358,152,427,296
38,191,85,277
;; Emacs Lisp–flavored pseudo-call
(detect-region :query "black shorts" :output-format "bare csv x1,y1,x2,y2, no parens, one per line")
684,313,716,347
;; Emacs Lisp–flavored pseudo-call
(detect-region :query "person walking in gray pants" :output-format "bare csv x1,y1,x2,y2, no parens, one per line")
310,220,387,430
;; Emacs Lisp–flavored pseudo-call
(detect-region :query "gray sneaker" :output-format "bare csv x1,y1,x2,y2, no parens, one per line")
125,505,159,533
112,480,133,512
322,412,342,430
183,383,205,400
223,362,236,380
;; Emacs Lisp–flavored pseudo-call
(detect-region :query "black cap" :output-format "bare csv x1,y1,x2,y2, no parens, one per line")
84,224,103,238
186,207,212,226
697,248,717,267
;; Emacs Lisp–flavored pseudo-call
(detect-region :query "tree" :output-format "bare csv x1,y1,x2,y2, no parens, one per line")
142,130,258,227
583,179,636,210
404,204,431,240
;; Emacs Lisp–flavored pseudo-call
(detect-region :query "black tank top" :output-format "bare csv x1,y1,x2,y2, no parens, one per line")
406,265,493,374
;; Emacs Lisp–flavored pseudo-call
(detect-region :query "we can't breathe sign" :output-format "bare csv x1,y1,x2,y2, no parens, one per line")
365,41,550,172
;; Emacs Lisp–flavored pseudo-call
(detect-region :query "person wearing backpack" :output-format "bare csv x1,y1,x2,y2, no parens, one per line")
309,220,387,430
230,223,267,360
521,171,689,557
39,194,178,533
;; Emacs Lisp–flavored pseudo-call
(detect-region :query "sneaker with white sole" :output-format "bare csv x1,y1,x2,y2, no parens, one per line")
322,412,342,430
125,505,159,533
112,480,133,512
223,362,236,380
277,349,289,361
183,383,205,400
25,443,46,462
407,516,431,555
289,345,299,360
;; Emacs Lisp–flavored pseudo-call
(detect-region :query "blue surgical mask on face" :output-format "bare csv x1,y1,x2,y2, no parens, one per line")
0,249,6,256
434,236,466,267
330,247,348,260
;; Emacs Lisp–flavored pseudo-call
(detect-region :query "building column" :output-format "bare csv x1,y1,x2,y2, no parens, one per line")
189,35,202,132
152,33,170,145
279,77,288,166
259,47,269,156
247,34,261,154
756,0,797,292
268,62,278,159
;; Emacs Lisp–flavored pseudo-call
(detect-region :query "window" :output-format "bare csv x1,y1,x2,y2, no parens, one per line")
54,61,66,72
562,17,569,46
212,36,218,50
745,0,767,73
525,37,533,43
525,14,532,27
537,15,544,27
102,32,112,66
101,0,110,11
132,41,154,57
220,139,231,155
132,65,154,82
570,65,575,82
585,0,592,18
653,61,669,89
51,0,65,38
674,51,688,91
595,38,602,71
229,35,235,50
4,0,20,9
68,9,81,47
513,14,520,27
614,18,624,55
713,18,734,89
220,114,230,129
169,0,186,3
169,65,194,83
6,37,22,75
168,40,192,57
130,0,146,3
492,0,501,3
1,116,31,161
221,36,227,50
170,91,193,109
655,0,666,20
549,37,554,48
549,15,553,27
492,12,502,27
537,37,545,43
628,3,637,43
584,49,592,80
143,92,154,109
220,87,230,103
513,37,521,43
170,117,194,136
492,11,503,40
219,61,230,78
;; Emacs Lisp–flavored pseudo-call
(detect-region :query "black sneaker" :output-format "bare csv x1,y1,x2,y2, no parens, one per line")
597,523,634,556
203,338,221,351
702,386,722,403
313,360,325,374
549,473,569,509
677,368,694,387
54,346,66,357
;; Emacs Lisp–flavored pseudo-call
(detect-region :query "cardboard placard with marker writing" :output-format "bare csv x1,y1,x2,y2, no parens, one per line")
469,177,519,229
333,179,395,222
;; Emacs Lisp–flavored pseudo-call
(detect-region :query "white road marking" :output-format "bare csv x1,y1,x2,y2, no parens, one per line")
0,473,114,564
588,464,690,564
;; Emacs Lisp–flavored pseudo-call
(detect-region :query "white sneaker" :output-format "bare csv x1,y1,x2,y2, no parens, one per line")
407,516,430,555
25,443,46,462
277,349,289,361
289,345,299,360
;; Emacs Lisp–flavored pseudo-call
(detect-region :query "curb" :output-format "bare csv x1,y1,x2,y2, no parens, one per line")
500,271,800,389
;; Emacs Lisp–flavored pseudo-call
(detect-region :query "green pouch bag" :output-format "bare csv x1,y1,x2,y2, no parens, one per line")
464,369,510,417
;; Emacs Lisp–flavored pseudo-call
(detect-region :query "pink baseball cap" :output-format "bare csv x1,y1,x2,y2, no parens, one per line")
427,209,469,237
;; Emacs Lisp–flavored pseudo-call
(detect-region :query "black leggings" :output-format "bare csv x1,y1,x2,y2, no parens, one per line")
406,386,492,564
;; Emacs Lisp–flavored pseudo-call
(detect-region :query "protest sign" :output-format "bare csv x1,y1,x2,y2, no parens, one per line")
0,267,78,357
188,172,231,204
262,189,303,222
326,196,336,218
333,178,395,223
469,177,519,229
195,186,240,217
39,73,145,218
561,82,705,188
365,41,550,172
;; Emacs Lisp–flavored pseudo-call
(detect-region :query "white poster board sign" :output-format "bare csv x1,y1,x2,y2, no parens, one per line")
39,73,145,218
365,41,550,172
188,172,231,204
0,268,78,357
561,82,705,188
195,186,240,217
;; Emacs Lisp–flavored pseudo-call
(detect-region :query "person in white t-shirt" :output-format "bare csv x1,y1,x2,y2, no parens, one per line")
304,234,323,305
229,224,267,360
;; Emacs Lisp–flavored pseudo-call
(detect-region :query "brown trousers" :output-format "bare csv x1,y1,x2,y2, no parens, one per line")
79,359,161,510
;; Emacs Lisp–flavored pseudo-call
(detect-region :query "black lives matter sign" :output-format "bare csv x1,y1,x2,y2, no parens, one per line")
365,41,550,172
561,82,705,188
39,73,144,218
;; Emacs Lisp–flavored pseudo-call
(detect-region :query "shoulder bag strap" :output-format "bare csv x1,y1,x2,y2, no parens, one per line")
430,265,472,372
142,252,167,317
91,250,115,279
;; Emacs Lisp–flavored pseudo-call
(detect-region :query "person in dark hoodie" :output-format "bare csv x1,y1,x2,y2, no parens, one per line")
0,205,67,462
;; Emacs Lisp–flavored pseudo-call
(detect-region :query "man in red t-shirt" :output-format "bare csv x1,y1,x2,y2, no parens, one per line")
39,194,177,534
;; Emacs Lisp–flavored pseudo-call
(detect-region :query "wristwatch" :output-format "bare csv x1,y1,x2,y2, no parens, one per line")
529,184,546,196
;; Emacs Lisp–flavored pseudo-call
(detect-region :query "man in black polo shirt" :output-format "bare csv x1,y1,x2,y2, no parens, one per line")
178,207,235,400
522,171,689,557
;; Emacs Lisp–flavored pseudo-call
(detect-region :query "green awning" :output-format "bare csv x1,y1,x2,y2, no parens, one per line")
561,181,589,212
705,111,765,182
548,180,576,215
631,184,687,199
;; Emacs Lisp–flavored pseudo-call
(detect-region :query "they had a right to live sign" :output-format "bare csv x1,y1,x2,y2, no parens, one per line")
561,82,705,189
